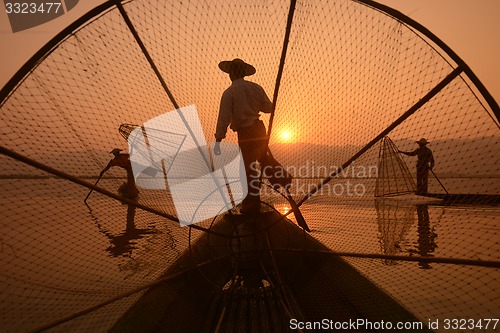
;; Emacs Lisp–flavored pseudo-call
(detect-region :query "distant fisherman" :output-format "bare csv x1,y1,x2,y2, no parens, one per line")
101,148,139,199
399,138,435,195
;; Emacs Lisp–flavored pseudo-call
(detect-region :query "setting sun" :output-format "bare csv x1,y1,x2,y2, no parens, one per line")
281,130,292,142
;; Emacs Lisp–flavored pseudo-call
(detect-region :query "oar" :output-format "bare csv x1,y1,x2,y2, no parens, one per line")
430,169,449,194
266,149,310,232
263,0,308,231
209,143,235,211
284,188,310,232
84,171,105,203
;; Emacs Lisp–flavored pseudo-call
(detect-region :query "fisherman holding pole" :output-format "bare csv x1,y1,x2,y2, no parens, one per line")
214,58,273,214
102,148,139,198
85,148,139,203
399,138,435,195
214,58,310,232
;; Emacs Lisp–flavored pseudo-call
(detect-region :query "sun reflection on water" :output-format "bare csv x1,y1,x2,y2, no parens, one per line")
273,203,291,215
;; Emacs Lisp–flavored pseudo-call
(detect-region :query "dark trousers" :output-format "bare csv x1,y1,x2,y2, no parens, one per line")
416,163,429,195
237,120,268,210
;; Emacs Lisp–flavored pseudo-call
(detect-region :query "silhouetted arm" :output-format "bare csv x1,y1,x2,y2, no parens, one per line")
258,85,274,114
100,155,130,175
215,90,232,142
399,148,418,156
100,161,112,176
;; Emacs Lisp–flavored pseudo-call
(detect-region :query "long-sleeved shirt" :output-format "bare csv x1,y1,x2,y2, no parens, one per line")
401,146,435,168
103,154,132,172
215,78,273,141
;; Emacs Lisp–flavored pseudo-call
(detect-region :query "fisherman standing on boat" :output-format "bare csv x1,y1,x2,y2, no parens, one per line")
101,148,139,199
399,138,435,195
214,58,273,214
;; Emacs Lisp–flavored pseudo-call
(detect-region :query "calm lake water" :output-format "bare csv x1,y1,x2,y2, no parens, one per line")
0,178,498,332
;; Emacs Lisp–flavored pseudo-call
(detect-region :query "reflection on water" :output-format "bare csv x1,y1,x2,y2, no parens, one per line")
303,195,500,330
375,200,439,269
273,202,291,215
0,179,498,332
0,179,188,332
88,203,158,257
414,205,438,269
375,199,414,265
84,196,181,280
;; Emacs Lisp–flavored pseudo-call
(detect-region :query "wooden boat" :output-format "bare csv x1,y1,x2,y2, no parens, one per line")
0,0,498,332
111,210,432,333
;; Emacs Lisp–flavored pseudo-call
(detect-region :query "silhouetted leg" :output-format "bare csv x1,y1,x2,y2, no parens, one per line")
237,121,267,213
125,168,139,198
416,164,429,195
421,167,429,195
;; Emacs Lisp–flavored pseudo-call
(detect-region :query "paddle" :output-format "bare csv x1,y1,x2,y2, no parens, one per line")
284,189,310,232
430,169,449,194
264,149,310,232
210,143,236,211
84,171,105,203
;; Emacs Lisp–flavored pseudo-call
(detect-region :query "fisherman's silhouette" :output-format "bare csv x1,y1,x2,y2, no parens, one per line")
399,138,435,195
102,148,139,199
214,58,285,214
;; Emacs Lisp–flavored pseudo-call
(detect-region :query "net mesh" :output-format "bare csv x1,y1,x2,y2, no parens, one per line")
1,0,499,332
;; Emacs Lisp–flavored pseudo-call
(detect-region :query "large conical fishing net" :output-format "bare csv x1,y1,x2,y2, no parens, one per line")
1,0,499,332
375,136,416,197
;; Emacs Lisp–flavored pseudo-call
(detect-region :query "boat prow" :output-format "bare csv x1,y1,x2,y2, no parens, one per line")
110,210,433,333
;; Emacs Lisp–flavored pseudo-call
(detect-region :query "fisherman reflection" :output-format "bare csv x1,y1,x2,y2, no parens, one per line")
375,200,437,269
412,204,437,269
101,148,139,199
99,204,157,257
399,138,434,195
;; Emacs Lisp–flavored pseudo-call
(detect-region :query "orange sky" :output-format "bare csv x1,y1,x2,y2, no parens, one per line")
0,0,498,179
1,0,498,106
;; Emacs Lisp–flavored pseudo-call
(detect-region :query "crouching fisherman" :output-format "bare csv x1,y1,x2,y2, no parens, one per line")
101,148,139,199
